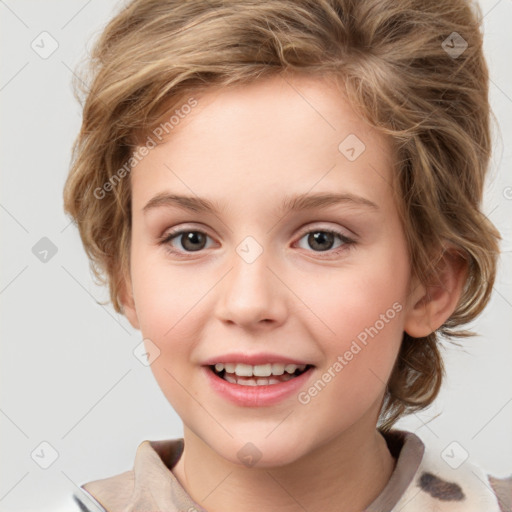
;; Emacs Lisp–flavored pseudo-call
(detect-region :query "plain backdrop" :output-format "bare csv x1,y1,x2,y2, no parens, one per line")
1,1,511,511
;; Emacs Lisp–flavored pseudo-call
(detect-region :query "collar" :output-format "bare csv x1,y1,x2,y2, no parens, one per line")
80,428,425,512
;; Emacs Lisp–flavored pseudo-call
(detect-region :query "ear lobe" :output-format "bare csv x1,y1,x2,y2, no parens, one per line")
119,275,140,330
404,248,468,338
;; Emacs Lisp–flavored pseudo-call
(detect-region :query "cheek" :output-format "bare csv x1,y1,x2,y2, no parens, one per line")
296,250,409,343
130,237,200,328
132,262,205,407
293,247,408,399
129,244,202,373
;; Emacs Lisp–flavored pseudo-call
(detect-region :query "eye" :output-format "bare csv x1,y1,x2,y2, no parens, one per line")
158,226,355,258
159,229,214,256
295,228,355,255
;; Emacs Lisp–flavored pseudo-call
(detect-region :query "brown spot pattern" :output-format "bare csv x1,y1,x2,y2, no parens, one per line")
418,472,465,501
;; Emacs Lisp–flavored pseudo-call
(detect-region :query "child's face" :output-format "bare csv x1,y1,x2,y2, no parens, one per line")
125,73,418,466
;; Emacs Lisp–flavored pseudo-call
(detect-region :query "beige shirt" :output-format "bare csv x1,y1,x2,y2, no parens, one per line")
72,429,511,512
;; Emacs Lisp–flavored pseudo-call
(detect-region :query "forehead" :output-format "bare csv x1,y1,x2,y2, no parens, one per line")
130,73,395,214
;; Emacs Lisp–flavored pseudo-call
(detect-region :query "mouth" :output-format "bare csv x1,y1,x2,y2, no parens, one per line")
207,363,315,386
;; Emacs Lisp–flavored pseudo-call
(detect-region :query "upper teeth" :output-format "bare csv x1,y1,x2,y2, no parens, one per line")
214,362,307,377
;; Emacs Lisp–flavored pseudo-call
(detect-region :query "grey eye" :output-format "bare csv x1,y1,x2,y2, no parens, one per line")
297,230,345,252
166,230,212,252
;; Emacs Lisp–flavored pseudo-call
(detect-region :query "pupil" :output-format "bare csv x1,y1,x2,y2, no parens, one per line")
182,231,205,251
309,231,334,251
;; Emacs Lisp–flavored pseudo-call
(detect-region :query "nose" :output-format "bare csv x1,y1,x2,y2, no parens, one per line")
214,243,287,330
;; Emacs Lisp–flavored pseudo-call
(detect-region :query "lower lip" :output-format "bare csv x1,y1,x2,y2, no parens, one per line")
202,365,315,407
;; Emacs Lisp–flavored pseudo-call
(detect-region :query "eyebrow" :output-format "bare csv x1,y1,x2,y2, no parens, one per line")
142,191,379,215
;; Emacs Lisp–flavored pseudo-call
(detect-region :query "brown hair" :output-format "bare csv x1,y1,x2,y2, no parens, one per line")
63,0,500,431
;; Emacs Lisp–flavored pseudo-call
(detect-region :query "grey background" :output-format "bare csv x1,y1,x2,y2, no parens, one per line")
1,1,511,510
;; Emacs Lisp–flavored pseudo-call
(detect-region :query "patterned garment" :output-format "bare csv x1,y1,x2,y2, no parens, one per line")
60,429,510,512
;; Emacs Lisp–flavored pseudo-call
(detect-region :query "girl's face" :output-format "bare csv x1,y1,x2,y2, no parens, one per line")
125,73,416,466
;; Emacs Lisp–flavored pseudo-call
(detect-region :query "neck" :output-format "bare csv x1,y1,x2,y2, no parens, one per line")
171,425,396,512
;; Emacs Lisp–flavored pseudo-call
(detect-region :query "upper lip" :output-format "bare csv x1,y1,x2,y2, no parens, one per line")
202,352,314,366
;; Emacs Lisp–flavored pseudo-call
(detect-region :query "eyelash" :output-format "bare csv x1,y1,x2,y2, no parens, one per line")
158,226,356,259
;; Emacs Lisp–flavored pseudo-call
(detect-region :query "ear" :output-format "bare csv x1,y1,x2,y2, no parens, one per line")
119,272,140,331
404,247,468,338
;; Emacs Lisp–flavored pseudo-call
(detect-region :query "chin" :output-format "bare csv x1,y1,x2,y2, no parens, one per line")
208,434,308,469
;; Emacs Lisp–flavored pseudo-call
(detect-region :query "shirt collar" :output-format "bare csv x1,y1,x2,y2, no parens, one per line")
82,428,425,512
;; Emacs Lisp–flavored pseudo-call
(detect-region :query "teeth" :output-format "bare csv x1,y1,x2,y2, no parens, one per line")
223,373,237,384
223,373,295,386
253,364,272,377
271,363,285,375
224,363,236,373
285,364,303,374
214,362,307,377
233,363,252,377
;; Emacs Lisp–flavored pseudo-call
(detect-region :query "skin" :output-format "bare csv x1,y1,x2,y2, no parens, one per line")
121,72,466,512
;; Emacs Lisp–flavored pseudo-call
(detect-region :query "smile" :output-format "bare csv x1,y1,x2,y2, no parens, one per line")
210,362,312,386
202,363,316,407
